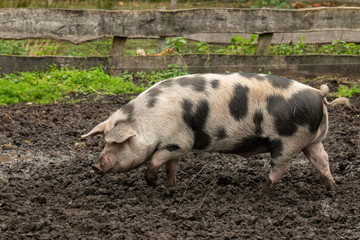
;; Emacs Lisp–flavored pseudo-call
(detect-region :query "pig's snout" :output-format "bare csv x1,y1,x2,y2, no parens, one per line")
92,163,104,175
92,154,115,175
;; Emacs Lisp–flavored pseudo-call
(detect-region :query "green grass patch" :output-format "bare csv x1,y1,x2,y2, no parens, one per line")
0,65,189,105
337,84,360,98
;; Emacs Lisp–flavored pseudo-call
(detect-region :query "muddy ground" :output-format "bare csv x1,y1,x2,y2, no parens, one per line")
0,76,359,239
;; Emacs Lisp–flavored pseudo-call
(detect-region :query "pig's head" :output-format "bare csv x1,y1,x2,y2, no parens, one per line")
82,120,152,175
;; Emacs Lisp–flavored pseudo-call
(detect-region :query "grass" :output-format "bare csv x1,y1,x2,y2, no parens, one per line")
0,65,189,105
337,84,360,98
0,0,286,10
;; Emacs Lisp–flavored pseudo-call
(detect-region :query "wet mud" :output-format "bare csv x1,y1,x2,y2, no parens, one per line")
0,77,359,239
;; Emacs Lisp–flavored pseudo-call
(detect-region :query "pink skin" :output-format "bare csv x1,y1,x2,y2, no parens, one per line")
92,164,103,175
92,153,116,175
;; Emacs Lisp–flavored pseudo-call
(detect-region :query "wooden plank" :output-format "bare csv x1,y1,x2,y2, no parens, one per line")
110,55,360,78
111,36,127,56
1,8,360,43
184,31,360,44
256,33,273,55
157,37,167,53
2,54,360,78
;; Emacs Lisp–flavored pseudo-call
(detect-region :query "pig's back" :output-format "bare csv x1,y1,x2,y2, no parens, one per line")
131,73,322,152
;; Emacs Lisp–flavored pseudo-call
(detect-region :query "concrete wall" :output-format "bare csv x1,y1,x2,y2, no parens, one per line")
1,8,360,43
2,55,360,78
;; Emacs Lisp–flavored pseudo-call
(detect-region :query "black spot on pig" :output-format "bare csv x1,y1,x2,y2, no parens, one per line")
230,137,282,159
253,111,264,135
267,75,292,89
241,73,292,89
121,103,134,121
268,139,283,159
182,99,211,150
239,72,259,79
178,76,206,92
159,79,173,88
267,90,323,136
164,144,181,152
229,84,249,120
231,136,269,155
211,80,220,89
216,127,227,140
254,75,267,81
146,87,162,108
147,87,162,98
148,99,157,108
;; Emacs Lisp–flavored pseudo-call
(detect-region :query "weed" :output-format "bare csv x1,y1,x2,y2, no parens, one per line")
0,65,141,105
165,37,188,54
0,64,189,105
218,34,258,55
195,42,210,54
2,36,360,57
135,64,189,86
254,0,289,8
318,40,360,56
337,84,360,98
0,40,30,55
271,36,306,55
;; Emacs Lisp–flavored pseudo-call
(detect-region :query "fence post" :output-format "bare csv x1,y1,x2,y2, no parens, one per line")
158,37,167,53
171,0,177,9
111,36,127,56
256,33,273,55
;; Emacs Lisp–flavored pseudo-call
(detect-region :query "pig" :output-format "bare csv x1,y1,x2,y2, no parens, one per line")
82,72,350,191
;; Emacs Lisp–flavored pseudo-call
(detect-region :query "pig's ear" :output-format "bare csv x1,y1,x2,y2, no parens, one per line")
81,121,107,138
104,123,135,144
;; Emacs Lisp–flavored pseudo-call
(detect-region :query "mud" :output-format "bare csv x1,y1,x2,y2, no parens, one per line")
0,77,359,239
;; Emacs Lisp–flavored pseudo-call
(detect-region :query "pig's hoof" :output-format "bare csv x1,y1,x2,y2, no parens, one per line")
322,177,338,192
164,186,177,196
146,179,157,187
92,165,104,175
325,181,338,192
165,179,176,188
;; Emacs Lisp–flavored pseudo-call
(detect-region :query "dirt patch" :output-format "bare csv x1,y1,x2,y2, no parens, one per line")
0,76,359,239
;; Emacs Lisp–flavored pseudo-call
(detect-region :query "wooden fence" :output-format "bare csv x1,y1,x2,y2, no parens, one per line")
1,7,360,77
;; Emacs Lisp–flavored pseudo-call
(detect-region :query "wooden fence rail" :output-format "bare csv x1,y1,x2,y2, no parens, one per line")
1,7,360,76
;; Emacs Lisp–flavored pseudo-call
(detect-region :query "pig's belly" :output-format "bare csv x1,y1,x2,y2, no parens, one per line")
207,137,271,158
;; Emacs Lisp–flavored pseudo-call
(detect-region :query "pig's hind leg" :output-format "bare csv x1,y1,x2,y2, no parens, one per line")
145,149,184,187
303,141,336,191
165,158,180,187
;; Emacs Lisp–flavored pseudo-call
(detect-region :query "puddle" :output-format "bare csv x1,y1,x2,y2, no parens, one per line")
0,150,77,182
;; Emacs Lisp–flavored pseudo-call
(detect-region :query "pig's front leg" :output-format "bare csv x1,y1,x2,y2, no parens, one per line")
145,149,183,187
262,140,293,193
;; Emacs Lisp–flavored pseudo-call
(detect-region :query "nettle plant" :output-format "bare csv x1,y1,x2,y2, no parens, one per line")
271,36,306,55
318,40,360,55
217,34,258,55
195,41,210,54
165,37,188,54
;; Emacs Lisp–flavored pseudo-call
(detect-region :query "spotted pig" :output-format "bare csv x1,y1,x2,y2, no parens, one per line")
82,73,350,191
